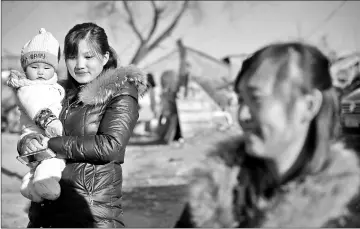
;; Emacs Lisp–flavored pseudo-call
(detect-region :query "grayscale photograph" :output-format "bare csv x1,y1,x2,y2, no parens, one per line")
1,1,360,227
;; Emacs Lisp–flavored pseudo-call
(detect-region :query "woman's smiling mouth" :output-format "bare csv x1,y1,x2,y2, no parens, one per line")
75,71,88,76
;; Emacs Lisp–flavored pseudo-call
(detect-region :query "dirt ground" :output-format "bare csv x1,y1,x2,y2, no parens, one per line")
2,126,359,228
1,126,242,228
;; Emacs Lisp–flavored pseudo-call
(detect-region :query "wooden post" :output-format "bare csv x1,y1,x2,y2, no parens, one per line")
176,39,188,96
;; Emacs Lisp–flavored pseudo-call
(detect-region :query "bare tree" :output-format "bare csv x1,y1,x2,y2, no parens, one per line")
87,1,192,65
304,0,347,40
124,1,189,65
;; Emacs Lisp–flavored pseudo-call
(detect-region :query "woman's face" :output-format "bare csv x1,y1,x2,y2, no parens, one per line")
236,64,307,160
66,39,109,84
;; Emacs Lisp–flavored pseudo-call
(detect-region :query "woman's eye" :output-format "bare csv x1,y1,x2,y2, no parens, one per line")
31,66,37,69
252,96,261,102
85,56,94,59
249,93,264,103
238,96,244,104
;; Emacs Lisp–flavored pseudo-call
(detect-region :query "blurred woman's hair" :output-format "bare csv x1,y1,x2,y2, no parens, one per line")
231,42,340,226
63,22,118,91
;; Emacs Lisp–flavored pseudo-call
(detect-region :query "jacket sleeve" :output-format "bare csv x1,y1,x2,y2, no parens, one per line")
19,110,45,138
17,107,47,156
47,92,139,164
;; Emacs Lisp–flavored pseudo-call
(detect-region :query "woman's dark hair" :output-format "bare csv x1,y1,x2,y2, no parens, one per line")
58,47,61,62
232,42,340,226
147,73,156,88
63,22,118,91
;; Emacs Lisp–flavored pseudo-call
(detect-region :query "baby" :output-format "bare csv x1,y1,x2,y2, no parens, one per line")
7,28,66,202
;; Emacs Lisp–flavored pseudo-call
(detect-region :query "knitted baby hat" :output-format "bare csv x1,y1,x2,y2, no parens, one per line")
21,28,60,71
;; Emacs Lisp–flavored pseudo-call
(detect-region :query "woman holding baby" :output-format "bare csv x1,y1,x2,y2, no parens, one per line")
13,22,147,228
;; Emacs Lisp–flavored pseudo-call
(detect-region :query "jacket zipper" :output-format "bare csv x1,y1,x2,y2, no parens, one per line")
89,165,96,206
64,99,96,205
63,99,78,124
64,96,96,206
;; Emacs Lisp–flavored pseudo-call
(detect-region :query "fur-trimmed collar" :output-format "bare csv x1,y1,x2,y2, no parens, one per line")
187,136,360,227
77,65,148,105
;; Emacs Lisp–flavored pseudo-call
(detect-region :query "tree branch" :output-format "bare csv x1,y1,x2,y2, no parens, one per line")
108,1,117,15
305,0,347,39
146,0,163,42
148,0,189,52
123,0,144,42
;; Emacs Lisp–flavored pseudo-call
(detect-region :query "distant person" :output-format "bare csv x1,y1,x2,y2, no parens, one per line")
146,72,157,118
184,62,192,97
147,72,156,88
17,22,147,227
157,70,183,144
7,28,66,203
175,42,360,227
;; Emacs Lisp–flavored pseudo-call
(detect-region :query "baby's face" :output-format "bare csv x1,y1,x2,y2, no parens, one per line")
25,63,55,81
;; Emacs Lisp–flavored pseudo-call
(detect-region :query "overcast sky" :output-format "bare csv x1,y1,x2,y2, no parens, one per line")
2,1,360,66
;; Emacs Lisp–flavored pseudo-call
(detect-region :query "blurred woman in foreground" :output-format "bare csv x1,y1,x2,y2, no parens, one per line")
175,42,360,227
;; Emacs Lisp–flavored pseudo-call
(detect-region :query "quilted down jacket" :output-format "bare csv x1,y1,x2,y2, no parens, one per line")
21,66,147,228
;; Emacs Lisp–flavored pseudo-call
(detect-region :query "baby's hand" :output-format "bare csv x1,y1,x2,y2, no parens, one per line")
6,70,27,89
45,119,63,137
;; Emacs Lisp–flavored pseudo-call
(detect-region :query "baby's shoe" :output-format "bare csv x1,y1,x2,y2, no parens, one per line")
33,158,64,200
20,170,43,203
45,119,63,137
33,177,61,200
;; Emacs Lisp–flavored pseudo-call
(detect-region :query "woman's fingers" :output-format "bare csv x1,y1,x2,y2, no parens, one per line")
21,136,49,156
29,139,45,151
26,142,38,152
36,134,45,143
23,147,31,155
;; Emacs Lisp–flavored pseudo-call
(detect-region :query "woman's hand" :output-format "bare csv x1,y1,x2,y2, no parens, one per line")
18,133,49,156
23,139,47,155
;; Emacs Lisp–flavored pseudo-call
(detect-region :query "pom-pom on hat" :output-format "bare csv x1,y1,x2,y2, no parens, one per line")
21,28,60,71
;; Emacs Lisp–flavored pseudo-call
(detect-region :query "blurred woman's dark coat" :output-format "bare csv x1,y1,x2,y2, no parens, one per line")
175,136,360,228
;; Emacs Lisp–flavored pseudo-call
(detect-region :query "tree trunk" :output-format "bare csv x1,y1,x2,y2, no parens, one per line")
130,44,149,65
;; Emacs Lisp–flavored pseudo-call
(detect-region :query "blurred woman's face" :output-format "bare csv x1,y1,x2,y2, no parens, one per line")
236,63,306,160
66,39,109,84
